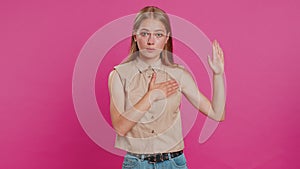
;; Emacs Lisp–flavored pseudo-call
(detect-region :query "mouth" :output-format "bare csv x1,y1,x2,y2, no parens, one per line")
146,48,156,52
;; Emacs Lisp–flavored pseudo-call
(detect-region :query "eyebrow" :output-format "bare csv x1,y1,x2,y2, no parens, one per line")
139,28,166,32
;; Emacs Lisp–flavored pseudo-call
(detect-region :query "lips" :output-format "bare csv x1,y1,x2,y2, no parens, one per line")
146,48,155,50
146,48,156,53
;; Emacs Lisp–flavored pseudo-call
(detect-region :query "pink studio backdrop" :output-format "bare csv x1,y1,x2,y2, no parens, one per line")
1,0,300,169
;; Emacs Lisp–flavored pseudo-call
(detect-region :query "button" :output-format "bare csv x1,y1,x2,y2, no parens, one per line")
151,130,155,133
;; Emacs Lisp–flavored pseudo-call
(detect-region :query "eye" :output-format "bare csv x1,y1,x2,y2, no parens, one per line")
140,32,149,37
155,33,164,38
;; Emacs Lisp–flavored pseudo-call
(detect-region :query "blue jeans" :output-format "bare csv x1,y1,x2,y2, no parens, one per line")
122,152,188,169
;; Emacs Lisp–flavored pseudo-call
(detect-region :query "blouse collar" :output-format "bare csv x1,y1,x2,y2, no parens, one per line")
135,56,163,72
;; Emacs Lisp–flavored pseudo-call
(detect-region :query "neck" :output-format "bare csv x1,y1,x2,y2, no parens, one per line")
138,54,160,65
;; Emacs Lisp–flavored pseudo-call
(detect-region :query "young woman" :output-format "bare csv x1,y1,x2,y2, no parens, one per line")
108,6,225,169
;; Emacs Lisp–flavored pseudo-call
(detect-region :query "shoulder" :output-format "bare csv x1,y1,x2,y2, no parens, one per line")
164,63,187,75
114,61,134,71
163,64,188,81
164,64,195,83
112,60,136,79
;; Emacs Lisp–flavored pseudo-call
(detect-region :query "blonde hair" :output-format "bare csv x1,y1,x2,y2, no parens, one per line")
123,6,176,67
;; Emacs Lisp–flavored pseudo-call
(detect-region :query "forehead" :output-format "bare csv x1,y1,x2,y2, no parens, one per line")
138,18,166,32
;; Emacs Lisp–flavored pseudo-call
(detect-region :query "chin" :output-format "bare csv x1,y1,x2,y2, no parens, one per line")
140,50,162,59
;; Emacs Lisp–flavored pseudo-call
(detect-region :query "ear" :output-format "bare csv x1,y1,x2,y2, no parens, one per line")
133,31,137,42
165,32,170,44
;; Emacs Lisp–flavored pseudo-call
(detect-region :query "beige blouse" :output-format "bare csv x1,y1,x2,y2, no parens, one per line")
111,57,204,154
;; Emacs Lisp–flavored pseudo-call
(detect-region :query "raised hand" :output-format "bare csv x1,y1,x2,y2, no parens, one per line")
147,72,179,102
208,40,224,75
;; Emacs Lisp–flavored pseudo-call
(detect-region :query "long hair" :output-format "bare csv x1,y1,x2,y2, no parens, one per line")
123,6,176,67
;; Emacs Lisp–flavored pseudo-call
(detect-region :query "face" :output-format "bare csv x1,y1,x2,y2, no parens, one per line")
134,18,170,62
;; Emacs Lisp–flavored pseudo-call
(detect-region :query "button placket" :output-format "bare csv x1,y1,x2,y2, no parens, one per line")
146,66,154,78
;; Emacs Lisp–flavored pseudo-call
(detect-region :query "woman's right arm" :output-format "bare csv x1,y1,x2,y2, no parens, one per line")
108,70,178,136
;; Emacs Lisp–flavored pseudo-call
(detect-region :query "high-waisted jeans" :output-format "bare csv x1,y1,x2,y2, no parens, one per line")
122,152,188,169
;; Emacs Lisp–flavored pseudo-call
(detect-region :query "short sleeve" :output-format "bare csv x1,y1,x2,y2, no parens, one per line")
108,69,125,114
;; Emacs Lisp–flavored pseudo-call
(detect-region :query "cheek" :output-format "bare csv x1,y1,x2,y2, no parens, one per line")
136,40,145,49
136,39,167,49
155,41,166,49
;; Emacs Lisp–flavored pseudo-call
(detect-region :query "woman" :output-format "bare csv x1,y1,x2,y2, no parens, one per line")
108,6,225,169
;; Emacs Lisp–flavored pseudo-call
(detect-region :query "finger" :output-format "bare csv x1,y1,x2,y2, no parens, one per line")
166,80,178,87
212,42,219,62
216,41,224,62
213,42,218,61
219,46,224,61
216,40,219,48
160,83,177,93
220,50,224,62
213,39,217,46
207,54,213,68
158,79,177,86
217,42,224,62
166,84,179,93
166,88,179,97
214,41,219,56
218,43,222,59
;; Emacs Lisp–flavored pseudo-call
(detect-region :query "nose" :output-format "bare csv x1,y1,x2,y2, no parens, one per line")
147,33,154,45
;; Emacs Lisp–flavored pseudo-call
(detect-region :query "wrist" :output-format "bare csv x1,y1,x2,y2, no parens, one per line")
145,91,155,104
213,72,224,76
147,89,165,103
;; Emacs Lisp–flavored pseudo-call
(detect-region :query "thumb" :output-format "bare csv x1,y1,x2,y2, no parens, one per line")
207,54,213,68
149,72,156,87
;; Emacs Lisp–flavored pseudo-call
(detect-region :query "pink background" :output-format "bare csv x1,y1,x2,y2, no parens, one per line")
1,0,300,168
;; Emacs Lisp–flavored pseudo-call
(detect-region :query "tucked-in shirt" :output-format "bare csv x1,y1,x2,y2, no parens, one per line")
111,57,202,154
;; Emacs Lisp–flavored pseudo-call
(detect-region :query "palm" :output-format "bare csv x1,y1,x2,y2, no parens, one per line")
208,40,224,75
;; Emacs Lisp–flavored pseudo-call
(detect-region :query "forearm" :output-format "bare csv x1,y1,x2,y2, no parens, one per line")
211,73,226,121
113,92,153,136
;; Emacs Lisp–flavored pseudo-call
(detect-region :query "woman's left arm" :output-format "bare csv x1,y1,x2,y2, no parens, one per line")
181,40,225,121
